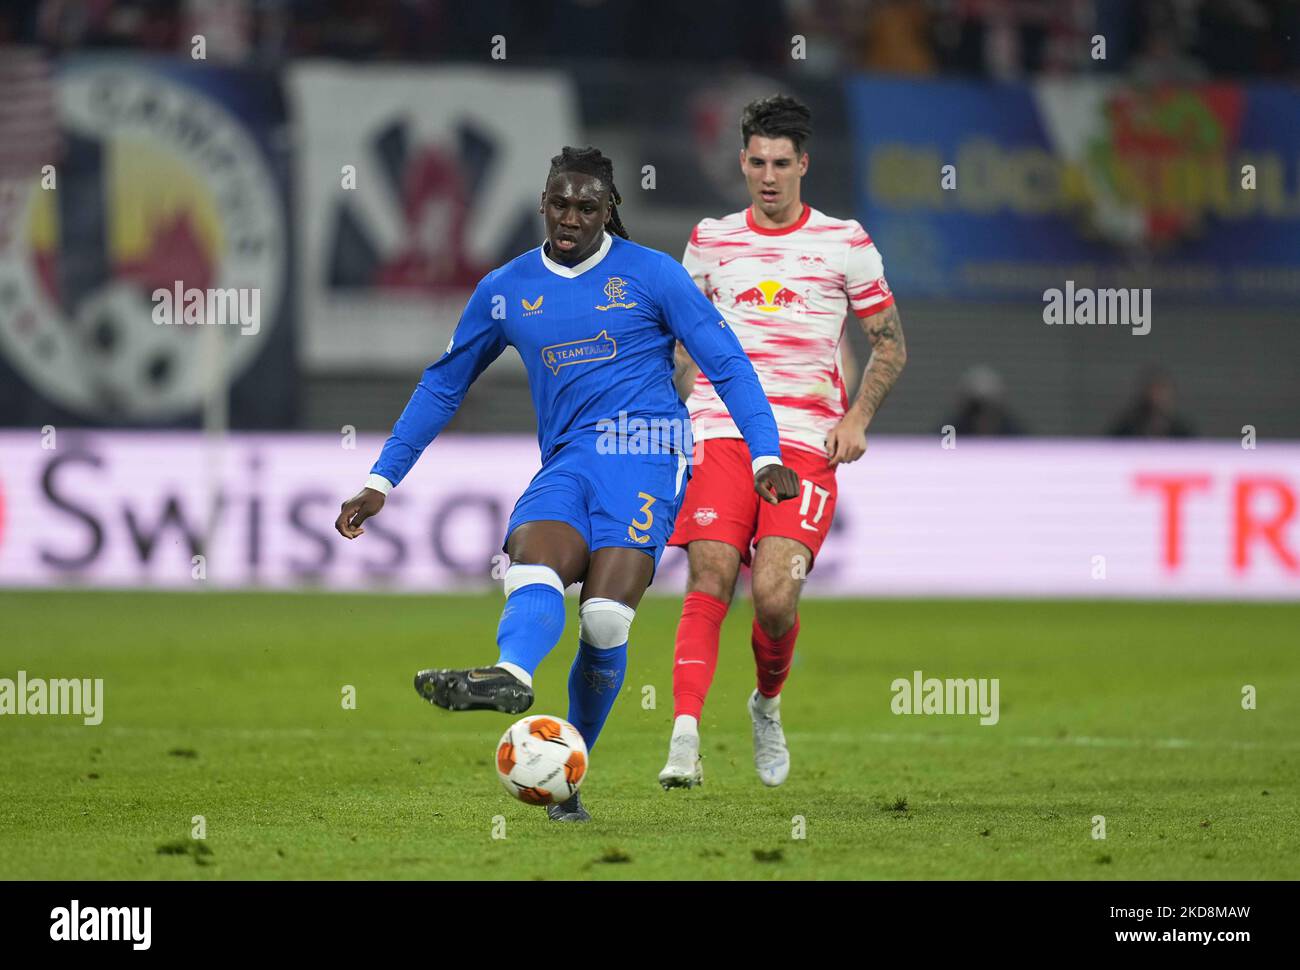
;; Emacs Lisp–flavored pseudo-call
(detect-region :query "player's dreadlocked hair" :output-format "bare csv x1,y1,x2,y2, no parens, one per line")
740,94,813,155
547,146,629,239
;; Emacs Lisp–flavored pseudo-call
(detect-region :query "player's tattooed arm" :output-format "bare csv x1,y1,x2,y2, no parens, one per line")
854,303,907,422
673,340,700,402
825,303,907,465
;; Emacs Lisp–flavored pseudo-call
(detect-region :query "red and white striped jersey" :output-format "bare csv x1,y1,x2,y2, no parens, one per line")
682,204,893,458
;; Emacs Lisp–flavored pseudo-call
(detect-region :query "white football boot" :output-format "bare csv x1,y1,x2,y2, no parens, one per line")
658,717,703,789
748,690,790,787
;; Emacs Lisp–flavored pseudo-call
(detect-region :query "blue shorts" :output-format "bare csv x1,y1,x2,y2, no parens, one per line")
505,434,690,572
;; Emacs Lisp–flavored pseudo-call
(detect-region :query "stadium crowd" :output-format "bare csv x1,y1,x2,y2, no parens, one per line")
2,0,1297,78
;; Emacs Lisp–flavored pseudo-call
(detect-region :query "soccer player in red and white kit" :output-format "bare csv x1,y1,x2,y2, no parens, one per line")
659,95,907,789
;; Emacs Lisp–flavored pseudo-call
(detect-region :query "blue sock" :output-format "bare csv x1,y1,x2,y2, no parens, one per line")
567,640,628,751
495,583,566,679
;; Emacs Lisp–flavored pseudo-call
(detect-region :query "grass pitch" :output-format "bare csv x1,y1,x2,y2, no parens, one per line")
0,591,1296,880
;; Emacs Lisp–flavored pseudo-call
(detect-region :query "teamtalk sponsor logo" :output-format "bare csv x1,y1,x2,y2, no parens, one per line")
890,669,999,726
0,670,103,726
50,900,150,950
541,330,618,374
1042,281,1151,335
152,283,261,335
595,411,695,462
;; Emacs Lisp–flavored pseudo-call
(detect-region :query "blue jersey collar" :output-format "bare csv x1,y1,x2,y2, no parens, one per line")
540,231,612,278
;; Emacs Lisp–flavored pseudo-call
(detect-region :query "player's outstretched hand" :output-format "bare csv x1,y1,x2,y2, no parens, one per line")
336,487,386,539
754,464,800,505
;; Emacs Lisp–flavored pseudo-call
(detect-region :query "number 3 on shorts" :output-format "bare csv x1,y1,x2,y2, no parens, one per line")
627,491,656,544
632,491,656,530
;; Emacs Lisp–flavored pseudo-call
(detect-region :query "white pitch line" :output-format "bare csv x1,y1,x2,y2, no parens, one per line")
788,731,1300,752
4,725,1298,752
0,725,466,742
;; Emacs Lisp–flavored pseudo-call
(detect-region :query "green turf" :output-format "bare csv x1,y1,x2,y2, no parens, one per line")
0,591,1297,880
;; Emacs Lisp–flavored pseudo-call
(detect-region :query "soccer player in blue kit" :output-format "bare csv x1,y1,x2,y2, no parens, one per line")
336,147,799,821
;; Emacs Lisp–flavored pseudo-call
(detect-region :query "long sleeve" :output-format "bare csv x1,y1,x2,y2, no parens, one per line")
654,255,781,464
681,224,710,294
370,283,507,487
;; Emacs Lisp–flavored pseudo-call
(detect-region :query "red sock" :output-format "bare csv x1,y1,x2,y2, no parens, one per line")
752,615,799,698
672,591,729,720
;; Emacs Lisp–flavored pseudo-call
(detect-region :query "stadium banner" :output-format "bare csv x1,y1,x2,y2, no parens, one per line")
0,55,296,428
288,63,580,372
2,431,1297,599
848,77,1300,303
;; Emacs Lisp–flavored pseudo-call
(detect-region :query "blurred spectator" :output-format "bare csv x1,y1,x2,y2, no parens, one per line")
34,0,178,51
1,0,1296,78
942,365,1027,435
1129,0,1207,83
1089,0,1138,73
1108,367,1195,438
1193,0,1277,75
784,0,856,76
0,44,61,180
182,0,251,63
858,0,936,75
932,0,1094,79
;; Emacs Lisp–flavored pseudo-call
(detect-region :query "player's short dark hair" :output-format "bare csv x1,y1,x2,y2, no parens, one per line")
740,95,813,155
546,146,629,239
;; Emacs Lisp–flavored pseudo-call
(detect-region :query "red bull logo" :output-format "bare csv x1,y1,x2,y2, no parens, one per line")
732,279,806,313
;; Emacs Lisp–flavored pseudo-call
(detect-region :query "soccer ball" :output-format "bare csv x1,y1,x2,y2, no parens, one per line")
495,715,588,806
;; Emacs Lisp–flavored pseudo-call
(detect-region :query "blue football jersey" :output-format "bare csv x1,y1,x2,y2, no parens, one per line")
371,233,781,486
